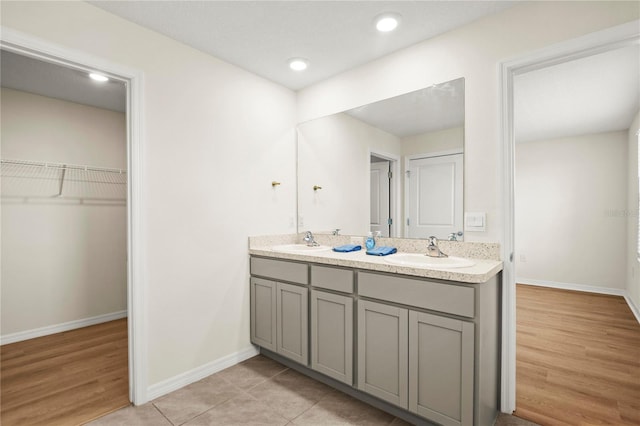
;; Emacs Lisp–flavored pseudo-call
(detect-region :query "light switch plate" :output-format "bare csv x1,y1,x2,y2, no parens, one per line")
465,212,486,232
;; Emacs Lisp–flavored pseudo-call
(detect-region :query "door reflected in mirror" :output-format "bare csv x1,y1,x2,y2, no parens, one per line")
297,78,464,240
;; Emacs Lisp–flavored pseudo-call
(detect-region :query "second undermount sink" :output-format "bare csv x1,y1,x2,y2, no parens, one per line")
384,253,475,269
271,244,332,254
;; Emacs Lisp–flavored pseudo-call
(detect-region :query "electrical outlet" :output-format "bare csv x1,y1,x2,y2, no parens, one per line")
520,254,527,263
298,216,304,228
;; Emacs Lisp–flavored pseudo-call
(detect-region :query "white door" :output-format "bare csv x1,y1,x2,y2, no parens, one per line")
370,160,390,237
406,154,463,239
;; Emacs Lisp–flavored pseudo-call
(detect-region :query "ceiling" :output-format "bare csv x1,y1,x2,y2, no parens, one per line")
346,78,464,138
89,0,516,91
514,44,640,143
1,2,637,141
0,50,126,112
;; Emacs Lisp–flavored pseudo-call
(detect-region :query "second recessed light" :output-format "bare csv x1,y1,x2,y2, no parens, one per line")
288,58,309,71
375,13,401,32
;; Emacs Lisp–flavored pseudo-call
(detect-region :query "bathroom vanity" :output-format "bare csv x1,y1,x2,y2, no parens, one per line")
248,235,502,426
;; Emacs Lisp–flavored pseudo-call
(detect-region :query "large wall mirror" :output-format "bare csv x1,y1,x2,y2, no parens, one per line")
297,77,464,240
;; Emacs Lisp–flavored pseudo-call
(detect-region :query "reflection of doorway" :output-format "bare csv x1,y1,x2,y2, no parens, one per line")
370,155,391,236
405,152,463,239
369,152,399,237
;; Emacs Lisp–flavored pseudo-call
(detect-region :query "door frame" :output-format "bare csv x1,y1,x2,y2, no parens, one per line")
1,27,148,404
369,149,400,237
499,20,639,413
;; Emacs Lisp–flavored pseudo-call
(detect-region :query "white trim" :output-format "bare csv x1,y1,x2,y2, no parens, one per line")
1,311,127,345
404,149,464,162
500,20,640,414
518,279,640,325
147,346,260,401
624,295,640,324
517,278,627,296
0,27,147,404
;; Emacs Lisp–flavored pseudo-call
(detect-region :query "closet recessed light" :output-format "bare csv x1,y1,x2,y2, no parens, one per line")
89,73,109,82
288,58,308,71
375,13,401,32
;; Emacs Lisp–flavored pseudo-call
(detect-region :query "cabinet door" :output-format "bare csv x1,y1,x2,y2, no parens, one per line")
276,282,309,365
409,311,474,426
357,300,408,409
310,290,353,385
250,277,277,351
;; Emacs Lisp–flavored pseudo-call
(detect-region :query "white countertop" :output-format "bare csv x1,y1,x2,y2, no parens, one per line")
249,246,503,284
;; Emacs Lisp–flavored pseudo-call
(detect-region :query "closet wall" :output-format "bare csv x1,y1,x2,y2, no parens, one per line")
1,87,127,341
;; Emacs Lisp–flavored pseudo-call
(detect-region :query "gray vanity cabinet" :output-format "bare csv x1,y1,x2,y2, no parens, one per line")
250,255,500,426
250,257,309,365
276,282,308,365
250,277,277,351
310,289,353,385
357,299,409,409
409,311,474,426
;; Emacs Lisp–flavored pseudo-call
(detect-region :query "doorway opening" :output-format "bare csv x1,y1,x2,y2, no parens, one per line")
500,20,640,416
0,29,146,418
369,151,399,237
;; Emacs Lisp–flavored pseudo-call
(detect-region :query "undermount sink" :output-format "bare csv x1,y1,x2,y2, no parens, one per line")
271,244,332,254
384,253,475,269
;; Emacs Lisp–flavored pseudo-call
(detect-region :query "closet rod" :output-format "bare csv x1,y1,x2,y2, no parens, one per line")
1,159,126,174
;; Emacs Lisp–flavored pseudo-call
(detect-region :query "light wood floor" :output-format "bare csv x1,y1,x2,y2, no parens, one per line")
515,285,640,425
1,318,130,426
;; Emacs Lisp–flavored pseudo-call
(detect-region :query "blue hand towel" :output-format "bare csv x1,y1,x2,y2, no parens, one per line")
333,244,362,253
366,246,397,256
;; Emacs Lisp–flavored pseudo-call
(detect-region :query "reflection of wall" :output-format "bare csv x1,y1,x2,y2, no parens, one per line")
1,88,127,338
297,1,639,242
298,113,400,235
401,126,463,157
515,131,628,290
627,111,640,314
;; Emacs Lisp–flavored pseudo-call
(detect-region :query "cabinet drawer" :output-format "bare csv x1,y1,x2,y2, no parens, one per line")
251,257,308,284
311,265,354,293
358,272,475,318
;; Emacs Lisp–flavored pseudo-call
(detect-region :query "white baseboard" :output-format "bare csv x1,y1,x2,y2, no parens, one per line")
1,310,128,345
517,278,639,324
146,345,260,401
624,295,640,324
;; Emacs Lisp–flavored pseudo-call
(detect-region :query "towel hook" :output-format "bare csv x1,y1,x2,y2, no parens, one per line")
313,185,322,191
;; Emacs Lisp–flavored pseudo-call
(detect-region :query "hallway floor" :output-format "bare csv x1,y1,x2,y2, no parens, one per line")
515,285,640,425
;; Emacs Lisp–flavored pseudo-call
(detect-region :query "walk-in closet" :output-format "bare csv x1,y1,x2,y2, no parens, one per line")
0,50,130,424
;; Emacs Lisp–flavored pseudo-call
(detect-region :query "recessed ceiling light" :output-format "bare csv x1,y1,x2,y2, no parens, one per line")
288,58,308,71
375,13,401,32
89,73,109,82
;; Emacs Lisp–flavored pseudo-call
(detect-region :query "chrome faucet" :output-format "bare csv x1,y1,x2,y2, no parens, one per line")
303,231,319,247
426,236,448,258
448,231,464,241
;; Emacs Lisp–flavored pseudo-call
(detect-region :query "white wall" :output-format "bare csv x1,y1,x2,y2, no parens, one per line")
297,113,400,235
627,111,640,311
1,88,127,336
515,132,628,290
297,1,639,242
0,1,297,388
401,126,463,157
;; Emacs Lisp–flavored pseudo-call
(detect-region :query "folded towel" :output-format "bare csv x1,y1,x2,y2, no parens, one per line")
333,244,362,253
366,246,397,256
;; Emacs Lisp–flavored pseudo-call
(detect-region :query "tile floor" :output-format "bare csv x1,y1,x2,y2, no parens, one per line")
87,354,537,426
